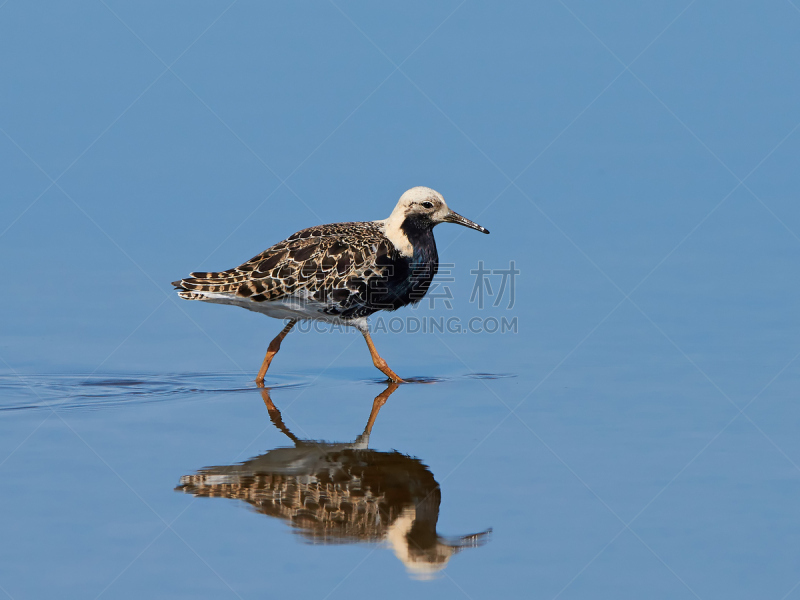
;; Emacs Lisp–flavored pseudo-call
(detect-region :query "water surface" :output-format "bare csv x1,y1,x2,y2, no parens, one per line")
2,359,799,599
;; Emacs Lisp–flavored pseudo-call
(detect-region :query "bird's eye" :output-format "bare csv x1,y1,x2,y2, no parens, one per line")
421,201,434,209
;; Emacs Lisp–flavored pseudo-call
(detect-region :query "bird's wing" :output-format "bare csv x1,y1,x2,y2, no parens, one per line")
172,222,399,310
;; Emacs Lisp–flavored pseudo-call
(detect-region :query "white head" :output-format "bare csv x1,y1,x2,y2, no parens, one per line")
386,186,490,234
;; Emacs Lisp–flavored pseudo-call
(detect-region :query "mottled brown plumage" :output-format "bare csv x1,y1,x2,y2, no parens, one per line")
172,221,401,319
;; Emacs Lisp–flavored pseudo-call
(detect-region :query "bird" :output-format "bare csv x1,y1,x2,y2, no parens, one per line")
172,186,489,384
175,384,491,578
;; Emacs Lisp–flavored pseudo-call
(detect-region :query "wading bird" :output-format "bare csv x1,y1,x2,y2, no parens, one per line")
172,187,489,383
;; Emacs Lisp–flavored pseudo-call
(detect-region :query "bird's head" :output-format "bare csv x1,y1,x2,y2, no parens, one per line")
391,187,490,234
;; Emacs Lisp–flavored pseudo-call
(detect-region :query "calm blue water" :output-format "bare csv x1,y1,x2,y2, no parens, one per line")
3,1,800,598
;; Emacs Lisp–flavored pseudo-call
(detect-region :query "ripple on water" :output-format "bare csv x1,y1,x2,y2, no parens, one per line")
463,372,516,380
364,373,516,385
0,371,515,413
0,373,309,413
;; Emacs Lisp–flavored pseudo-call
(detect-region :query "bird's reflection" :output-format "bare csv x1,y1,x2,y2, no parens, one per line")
175,383,491,579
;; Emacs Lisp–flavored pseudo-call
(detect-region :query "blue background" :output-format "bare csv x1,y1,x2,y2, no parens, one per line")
2,1,800,598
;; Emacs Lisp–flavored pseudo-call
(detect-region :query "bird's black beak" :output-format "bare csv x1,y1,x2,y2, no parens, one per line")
443,210,490,234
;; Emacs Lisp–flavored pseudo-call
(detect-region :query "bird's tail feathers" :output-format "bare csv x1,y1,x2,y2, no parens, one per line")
172,275,244,301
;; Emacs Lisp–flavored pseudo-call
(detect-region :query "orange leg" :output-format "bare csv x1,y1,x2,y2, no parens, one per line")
255,319,297,385
360,329,404,383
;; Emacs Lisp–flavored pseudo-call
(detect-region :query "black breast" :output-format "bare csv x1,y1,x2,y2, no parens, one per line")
377,217,439,311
